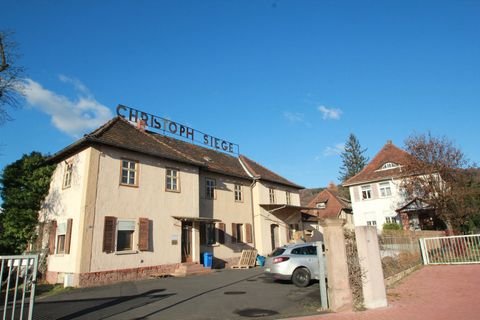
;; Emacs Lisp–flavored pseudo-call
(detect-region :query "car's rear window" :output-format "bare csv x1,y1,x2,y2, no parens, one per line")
270,248,286,257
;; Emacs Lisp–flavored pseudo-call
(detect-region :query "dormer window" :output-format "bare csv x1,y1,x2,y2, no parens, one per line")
316,202,326,209
380,162,399,170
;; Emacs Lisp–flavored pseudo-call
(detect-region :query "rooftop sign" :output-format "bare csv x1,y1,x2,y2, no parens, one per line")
116,105,240,155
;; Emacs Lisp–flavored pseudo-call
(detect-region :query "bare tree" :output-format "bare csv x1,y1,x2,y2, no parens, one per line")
0,30,24,124
401,133,479,231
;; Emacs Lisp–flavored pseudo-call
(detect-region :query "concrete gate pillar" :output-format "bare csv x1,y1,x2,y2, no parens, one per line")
320,218,353,312
355,226,388,309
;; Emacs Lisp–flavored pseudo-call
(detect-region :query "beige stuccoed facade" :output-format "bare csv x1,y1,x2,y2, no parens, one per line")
39,117,309,287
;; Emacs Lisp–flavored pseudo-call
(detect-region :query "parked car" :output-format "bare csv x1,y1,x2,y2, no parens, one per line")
264,242,324,287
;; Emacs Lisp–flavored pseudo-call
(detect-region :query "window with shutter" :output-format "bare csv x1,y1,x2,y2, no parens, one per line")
217,223,225,244
103,216,117,253
245,223,253,243
138,218,150,251
231,223,237,243
48,220,57,254
65,218,73,254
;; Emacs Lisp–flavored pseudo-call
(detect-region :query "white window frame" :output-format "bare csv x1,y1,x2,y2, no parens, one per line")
62,162,73,189
269,188,276,204
385,217,397,224
56,222,67,254
205,178,216,199
366,220,377,227
379,182,392,197
234,184,243,202
166,168,180,192
120,159,138,186
361,185,372,200
316,202,326,209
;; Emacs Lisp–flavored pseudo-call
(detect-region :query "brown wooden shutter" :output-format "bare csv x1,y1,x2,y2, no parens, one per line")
65,218,73,254
231,223,237,243
48,220,57,254
138,218,150,251
103,216,117,253
286,226,291,242
217,223,225,244
245,223,253,243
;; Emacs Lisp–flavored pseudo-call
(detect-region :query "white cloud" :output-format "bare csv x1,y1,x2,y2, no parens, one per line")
318,105,343,120
283,111,304,123
283,111,311,127
323,143,345,157
23,78,113,138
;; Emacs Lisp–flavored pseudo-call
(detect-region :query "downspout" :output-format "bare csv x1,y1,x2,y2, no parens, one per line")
249,178,259,249
238,157,259,249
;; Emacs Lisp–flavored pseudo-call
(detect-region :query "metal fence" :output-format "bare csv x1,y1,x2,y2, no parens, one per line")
419,234,480,265
0,255,38,320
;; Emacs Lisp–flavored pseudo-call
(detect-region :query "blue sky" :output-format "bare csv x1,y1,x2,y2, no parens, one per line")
1,0,479,189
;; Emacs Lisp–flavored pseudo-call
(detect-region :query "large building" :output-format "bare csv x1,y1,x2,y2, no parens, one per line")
343,141,410,230
39,110,311,287
343,140,443,231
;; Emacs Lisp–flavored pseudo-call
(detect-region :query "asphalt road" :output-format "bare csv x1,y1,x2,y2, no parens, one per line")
34,268,325,320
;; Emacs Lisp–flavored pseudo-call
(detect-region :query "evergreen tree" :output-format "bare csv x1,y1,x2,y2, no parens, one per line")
338,134,369,182
0,152,54,254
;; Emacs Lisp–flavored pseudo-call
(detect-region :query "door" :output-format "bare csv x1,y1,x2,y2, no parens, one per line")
270,224,280,251
181,221,193,263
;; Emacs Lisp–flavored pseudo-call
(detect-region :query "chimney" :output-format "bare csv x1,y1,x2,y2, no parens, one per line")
137,119,146,131
327,181,338,191
387,140,392,145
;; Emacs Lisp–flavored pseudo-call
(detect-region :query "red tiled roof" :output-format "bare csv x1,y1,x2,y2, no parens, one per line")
239,155,304,189
303,189,352,219
343,142,414,186
50,116,301,188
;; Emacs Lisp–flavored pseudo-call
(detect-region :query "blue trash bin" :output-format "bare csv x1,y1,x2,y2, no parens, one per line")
203,252,213,268
256,255,265,267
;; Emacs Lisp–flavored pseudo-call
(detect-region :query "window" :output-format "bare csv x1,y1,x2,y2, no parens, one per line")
381,162,399,170
201,223,216,245
121,159,138,186
379,182,392,197
234,184,243,202
231,223,243,243
166,168,179,191
385,217,397,224
361,185,372,200
286,191,291,205
205,178,216,199
291,245,317,255
316,202,326,209
116,220,135,251
53,219,72,254
269,188,276,204
57,235,66,253
367,220,377,226
63,162,73,189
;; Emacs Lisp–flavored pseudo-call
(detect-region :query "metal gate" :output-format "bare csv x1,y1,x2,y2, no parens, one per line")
0,255,38,320
419,234,480,265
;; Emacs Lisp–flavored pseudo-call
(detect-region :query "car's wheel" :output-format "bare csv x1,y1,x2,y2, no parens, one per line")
292,267,311,287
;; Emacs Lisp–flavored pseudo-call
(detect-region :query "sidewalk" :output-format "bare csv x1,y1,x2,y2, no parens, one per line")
289,264,480,320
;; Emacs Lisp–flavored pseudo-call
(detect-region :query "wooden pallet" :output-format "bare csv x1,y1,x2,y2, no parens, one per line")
231,249,257,269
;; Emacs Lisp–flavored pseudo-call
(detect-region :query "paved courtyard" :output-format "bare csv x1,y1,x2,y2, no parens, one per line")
34,267,324,320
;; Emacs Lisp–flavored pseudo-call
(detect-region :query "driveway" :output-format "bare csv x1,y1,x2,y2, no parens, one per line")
34,268,324,320
291,264,480,320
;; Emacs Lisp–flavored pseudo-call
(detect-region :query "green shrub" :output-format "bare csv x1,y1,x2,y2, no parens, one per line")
383,223,402,231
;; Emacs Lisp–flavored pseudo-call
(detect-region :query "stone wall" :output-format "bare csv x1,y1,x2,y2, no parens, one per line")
45,263,180,287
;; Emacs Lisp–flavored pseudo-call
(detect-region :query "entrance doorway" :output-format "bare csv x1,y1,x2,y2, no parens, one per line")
270,224,280,251
181,221,193,262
